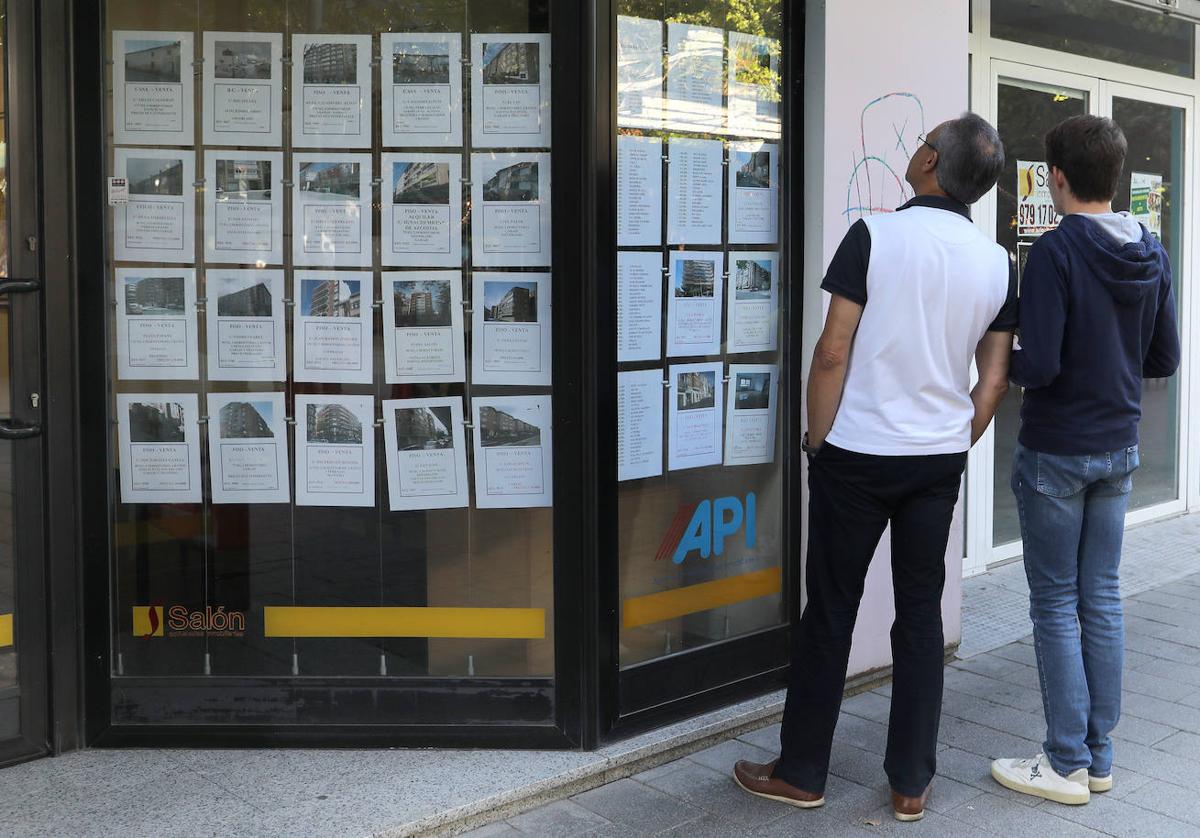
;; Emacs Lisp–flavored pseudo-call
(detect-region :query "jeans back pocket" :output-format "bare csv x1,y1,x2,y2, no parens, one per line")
1104,446,1140,494
1035,451,1090,498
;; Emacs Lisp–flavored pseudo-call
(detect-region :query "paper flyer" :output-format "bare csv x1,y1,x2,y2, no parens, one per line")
381,270,466,384
727,32,781,139
1017,160,1060,237
472,271,552,386
112,30,194,146
381,153,463,267
618,368,664,482
1130,171,1163,238
617,15,665,128
471,152,552,268
724,364,778,466
666,250,724,358
293,270,373,384
203,151,284,265
727,251,779,353
115,267,199,381
617,135,663,247
205,269,286,382
201,31,283,147
294,394,376,507
382,396,470,511
728,141,779,244
668,362,723,471
381,33,463,147
667,138,723,245
471,33,552,148
207,390,290,504
116,392,202,504
472,395,553,509
617,251,663,363
292,153,372,267
664,22,723,132
113,148,196,264
291,34,372,148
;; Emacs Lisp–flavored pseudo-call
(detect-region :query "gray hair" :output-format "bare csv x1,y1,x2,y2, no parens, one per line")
935,112,1005,205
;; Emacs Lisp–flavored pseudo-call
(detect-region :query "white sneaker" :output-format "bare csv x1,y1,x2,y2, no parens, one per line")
1089,774,1113,793
990,754,1090,805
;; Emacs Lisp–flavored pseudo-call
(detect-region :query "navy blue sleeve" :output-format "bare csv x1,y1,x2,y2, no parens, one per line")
987,259,1019,332
820,220,870,305
1010,239,1068,389
1143,257,1181,379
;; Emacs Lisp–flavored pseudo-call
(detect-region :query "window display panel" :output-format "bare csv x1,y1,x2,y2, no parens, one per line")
104,0,555,720
616,0,787,668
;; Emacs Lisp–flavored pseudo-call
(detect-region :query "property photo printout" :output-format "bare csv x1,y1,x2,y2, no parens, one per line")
727,31,781,139
202,31,283,146
292,34,372,148
617,251,663,363
472,395,554,509
471,152,552,267
294,394,376,507
206,269,286,382
382,397,470,511
664,22,723,132
618,368,664,482
293,270,373,384
668,362,724,471
666,250,724,357
381,33,463,147
724,364,778,466
617,135,663,247
293,153,372,267
113,149,195,264
728,142,779,244
382,153,463,267
116,392,202,504
112,30,194,145
115,267,199,381
204,152,284,265
472,272,552,386
727,252,779,353
617,15,665,129
471,33,552,148
667,138,723,245
207,391,290,504
382,271,466,384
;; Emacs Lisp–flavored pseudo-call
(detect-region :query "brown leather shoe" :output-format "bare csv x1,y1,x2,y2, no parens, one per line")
891,784,932,822
732,759,825,808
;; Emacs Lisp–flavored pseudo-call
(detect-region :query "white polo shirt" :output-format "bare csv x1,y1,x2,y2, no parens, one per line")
822,196,1015,456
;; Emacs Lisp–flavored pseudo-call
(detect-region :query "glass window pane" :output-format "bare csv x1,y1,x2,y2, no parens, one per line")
991,0,1195,78
615,0,787,667
0,0,16,742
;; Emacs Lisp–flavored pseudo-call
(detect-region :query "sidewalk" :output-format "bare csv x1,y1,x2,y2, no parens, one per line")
0,514,1198,837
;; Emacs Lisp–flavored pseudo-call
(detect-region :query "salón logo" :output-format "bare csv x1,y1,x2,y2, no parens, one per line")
132,604,246,638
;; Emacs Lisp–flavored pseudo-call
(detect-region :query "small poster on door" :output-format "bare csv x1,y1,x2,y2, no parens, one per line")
202,31,283,147
381,33,463,147
1017,160,1060,237
381,271,466,384
666,250,724,358
618,368,664,482
207,391,290,504
291,34,372,148
668,362,723,471
204,151,284,265
112,148,196,264
382,396,470,511
292,153,372,267
471,33,552,148
724,364,778,466
293,270,373,384
1130,171,1163,239
112,30,194,145
205,269,286,382
295,394,376,507
618,251,664,363
115,267,199,381
382,153,463,267
472,272,552,386
728,142,779,244
471,152,552,268
472,395,554,509
116,392,202,504
727,252,779,354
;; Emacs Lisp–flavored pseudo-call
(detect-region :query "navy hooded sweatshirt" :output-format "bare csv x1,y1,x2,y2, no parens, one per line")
1011,212,1180,456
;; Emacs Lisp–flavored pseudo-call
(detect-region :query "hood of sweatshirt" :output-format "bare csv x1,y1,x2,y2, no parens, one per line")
1054,213,1165,305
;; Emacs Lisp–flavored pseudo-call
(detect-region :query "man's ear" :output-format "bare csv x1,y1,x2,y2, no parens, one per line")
922,148,939,173
1051,166,1069,193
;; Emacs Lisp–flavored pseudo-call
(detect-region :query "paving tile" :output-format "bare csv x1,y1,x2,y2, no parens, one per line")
1121,692,1200,733
1153,730,1200,762
941,667,1045,713
949,652,1037,682
1111,738,1200,787
855,802,985,836
652,812,755,837
932,747,1045,808
1122,631,1200,666
839,690,892,724
735,722,780,753
940,687,1046,742
573,779,704,836
1043,789,1197,838
828,741,888,788
1112,712,1177,747
987,642,1038,668
686,736,775,774
936,715,1041,762
1120,668,1199,703
831,711,891,756
755,807,877,836
1100,765,1156,801
508,799,621,837
639,758,789,828
922,775,986,814
459,823,524,837
943,790,1103,837
1122,778,1200,827
632,757,692,785
816,774,889,820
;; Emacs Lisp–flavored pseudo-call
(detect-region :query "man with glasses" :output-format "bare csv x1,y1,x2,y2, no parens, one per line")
732,114,1016,821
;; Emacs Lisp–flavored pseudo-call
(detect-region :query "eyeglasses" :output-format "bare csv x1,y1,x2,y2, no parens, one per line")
917,132,938,153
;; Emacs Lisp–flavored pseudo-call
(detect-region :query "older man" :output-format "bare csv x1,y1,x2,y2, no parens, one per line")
733,113,1015,822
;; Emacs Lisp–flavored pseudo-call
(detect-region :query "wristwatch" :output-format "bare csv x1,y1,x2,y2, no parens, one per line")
801,432,821,456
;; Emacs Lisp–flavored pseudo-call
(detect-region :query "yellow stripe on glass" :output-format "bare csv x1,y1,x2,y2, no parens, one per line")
0,613,12,648
622,567,782,629
263,606,546,639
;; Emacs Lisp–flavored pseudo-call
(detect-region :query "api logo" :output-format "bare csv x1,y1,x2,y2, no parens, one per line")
656,493,757,564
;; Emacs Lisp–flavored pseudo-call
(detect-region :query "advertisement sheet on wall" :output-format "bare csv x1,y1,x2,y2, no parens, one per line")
1130,171,1163,238
116,392,202,504
202,31,283,147
381,33,463,147
112,30,195,146
115,267,199,381
1017,160,1061,237
382,396,470,511
207,391,290,505
294,394,376,507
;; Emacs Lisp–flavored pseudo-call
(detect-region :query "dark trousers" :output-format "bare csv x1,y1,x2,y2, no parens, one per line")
773,443,967,798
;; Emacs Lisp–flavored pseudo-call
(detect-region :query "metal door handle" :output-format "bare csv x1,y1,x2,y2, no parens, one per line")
0,419,40,439
0,279,39,295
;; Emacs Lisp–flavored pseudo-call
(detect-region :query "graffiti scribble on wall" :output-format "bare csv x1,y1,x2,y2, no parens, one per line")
844,92,925,225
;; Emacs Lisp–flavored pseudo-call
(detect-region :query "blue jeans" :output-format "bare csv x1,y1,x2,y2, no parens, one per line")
1012,442,1139,778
